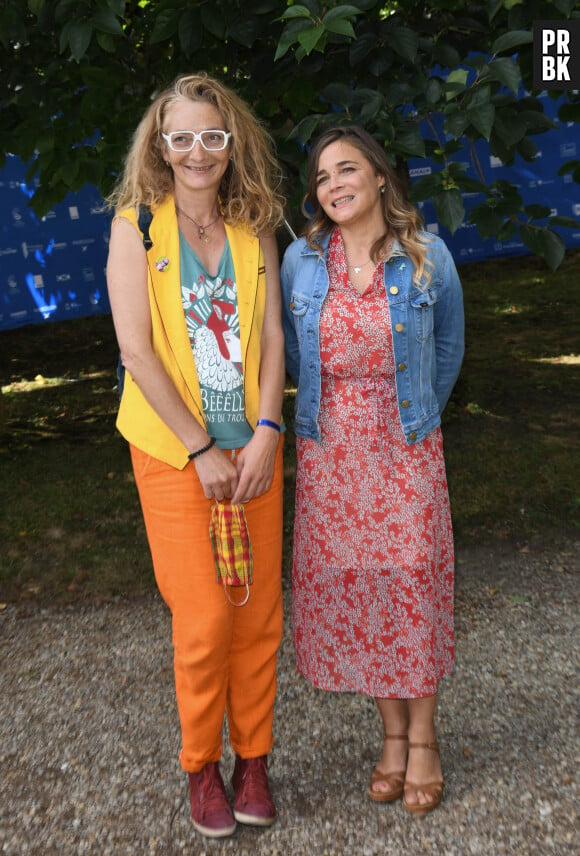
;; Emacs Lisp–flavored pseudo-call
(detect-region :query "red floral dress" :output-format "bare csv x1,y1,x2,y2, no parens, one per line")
292,230,455,698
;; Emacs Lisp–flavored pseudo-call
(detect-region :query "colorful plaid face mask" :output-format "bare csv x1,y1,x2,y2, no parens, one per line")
209,501,253,605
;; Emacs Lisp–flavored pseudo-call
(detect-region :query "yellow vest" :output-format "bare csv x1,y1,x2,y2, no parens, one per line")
115,197,266,469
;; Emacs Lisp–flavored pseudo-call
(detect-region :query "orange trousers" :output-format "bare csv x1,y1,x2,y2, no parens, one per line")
130,440,284,773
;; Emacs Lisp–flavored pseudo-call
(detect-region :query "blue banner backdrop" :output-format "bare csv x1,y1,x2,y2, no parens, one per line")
0,90,578,331
408,91,580,263
0,155,112,332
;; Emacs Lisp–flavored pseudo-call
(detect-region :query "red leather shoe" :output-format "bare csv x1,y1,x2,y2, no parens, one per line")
188,762,236,838
232,755,276,826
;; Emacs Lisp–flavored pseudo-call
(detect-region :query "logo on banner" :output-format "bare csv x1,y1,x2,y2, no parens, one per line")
533,21,580,89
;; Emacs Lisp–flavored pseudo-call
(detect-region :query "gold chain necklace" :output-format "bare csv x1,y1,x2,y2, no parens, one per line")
176,206,221,244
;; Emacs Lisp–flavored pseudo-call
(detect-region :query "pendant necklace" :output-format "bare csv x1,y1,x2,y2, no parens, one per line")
347,258,373,275
176,206,221,244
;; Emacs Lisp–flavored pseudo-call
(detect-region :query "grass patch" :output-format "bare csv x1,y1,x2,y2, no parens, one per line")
442,248,580,542
1,250,578,605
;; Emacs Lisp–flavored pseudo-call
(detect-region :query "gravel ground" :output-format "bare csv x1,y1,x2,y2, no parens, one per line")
1,537,578,856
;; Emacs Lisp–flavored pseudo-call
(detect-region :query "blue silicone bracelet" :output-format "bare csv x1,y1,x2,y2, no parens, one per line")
256,418,281,433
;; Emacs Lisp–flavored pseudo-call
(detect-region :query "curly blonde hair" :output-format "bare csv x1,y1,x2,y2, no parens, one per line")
303,126,432,286
107,72,285,234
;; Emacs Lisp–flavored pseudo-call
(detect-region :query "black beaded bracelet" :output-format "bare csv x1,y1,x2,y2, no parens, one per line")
188,437,216,460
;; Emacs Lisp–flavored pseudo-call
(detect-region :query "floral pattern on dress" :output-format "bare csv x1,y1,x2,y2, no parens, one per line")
292,229,455,698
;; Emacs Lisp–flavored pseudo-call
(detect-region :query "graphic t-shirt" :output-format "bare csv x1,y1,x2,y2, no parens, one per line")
180,234,253,449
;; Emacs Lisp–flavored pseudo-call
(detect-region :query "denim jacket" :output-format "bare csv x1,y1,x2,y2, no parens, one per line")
281,231,464,445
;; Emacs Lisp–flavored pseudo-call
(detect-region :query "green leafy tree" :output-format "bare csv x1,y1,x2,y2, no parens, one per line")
1,0,578,268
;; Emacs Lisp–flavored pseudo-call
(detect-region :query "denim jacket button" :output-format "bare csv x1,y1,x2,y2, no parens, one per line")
389,286,399,295
395,323,404,333
397,362,407,371
401,399,410,408
289,300,295,310
409,431,417,441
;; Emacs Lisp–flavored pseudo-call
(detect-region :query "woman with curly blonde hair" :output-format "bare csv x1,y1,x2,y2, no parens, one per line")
107,73,286,840
282,125,464,818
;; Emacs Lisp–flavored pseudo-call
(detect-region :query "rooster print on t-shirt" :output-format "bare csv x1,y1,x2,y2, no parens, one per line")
182,273,248,433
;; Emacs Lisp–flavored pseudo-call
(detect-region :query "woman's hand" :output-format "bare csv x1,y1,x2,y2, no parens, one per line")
193,446,239,502
230,428,279,505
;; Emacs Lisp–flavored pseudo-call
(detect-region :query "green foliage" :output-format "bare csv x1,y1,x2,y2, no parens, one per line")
1,0,579,265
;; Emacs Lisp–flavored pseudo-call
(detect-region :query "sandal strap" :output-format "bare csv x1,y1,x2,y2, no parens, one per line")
407,740,439,753
383,733,409,742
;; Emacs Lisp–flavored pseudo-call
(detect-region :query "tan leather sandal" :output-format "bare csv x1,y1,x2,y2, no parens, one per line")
403,740,444,816
368,734,408,803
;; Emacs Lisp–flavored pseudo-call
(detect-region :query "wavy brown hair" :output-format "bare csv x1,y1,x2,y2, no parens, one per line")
107,73,285,234
303,125,432,286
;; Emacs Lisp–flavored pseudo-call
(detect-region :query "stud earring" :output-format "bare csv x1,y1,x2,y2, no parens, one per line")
380,185,385,194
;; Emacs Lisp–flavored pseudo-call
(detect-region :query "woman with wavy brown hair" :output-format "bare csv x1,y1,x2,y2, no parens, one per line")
107,73,286,839
282,125,464,817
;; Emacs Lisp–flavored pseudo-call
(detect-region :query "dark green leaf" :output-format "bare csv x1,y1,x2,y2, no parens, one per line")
491,30,533,55
455,175,487,194
386,27,419,63
179,9,203,57
229,18,261,49
357,91,384,124
297,24,325,54
91,8,123,36
467,103,495,140
37,129,55,154
424,78,442,105
469,84,492,109
96,32,116,53
106,0,126,15
516,137,538,161
323,18,356,38
394,126,426,158
496,220,516,241
320,83,353,108
201,5,225,40
492,111,527,147
150,9,180,44
485,57,521,94
322,6,361,24
275,18,313,60
445,69,469,101
443,109,470,138
468,204,506,239
433,41,460,69
548,215,580,229
525,204,551,220
553,0,578,13
557,160,579,176
280,5,314,20
289,114,324,144
519,225,565,271
558,102,580,123
67,21,93,61
349,32,377,65
433,188,465,234
408,172,444,202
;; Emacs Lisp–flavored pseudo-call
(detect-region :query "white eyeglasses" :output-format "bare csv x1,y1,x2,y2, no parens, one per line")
161,129,232,152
